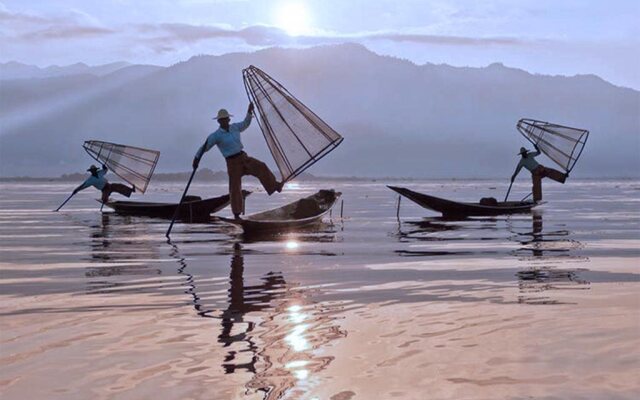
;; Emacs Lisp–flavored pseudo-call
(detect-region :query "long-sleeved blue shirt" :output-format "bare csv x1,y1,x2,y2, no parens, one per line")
77,169,108,191
195,113,252,159
513,150,541,177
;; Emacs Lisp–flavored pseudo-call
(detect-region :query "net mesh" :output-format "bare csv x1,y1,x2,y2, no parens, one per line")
243,65,343,182
83,140,160,193
517,119,589,173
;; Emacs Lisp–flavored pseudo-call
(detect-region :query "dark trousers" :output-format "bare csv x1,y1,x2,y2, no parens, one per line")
532,166,566,202
226,152,278,215
101,183,133,203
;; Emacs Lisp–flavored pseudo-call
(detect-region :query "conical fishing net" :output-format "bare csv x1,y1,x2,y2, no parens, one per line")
243,65,343,182
517,119,589,173
83,140,160,193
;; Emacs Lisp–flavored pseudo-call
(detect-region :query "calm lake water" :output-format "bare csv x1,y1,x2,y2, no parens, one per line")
1,179,639,399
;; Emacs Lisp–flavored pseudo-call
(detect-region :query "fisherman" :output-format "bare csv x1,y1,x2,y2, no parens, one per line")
192,103,283,219
73,164,135,203
511,145,567,202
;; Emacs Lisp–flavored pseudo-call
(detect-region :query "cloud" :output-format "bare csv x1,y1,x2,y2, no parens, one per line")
363,32,526,46
0,5,112,42
20,26,114,41
138,23,291,48
135,22,533,51
0,7,52,26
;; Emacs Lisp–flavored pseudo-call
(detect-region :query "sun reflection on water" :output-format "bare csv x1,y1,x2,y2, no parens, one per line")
286,324,309,352
285,240,299,251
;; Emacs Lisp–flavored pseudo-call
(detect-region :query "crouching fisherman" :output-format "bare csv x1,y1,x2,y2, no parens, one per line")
192,103,283,219
73,164,135,203
511,145,567,202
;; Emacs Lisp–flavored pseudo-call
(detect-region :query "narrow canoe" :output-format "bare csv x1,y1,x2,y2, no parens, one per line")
388,186,538,217
218,189,341,233
104,191,250,222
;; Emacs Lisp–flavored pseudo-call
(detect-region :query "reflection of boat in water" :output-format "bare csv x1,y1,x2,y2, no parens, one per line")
219,190,340,234
389,185,538,217
172,242,346,398
234,222,341,245
394,212,591,304
394,216,505,257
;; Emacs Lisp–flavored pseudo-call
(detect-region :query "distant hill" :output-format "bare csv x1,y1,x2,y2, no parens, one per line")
1,44,638,178
0,61,133,80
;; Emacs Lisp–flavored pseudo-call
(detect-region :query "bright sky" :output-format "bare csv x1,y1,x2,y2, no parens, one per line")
1,0,638,89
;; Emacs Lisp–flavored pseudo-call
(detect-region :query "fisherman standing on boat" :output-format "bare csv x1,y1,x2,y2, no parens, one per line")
73,164,135,203
192,103,283,219
511,145,567,202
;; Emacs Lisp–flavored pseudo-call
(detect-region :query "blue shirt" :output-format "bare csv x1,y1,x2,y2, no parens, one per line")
195,113,252,159
514,150,541,177
78,169,108,191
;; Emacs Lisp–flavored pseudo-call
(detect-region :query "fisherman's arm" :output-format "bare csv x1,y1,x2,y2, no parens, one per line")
234,103,254,132
531,144,541,157
73,180,91,194
193,135,216,169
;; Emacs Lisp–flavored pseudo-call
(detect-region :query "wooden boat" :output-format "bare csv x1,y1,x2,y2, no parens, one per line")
388,186,539,217
218,189,340,233
104,191,250,222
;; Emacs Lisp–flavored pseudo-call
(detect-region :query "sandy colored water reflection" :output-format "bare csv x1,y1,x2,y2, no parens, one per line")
1,180,639,399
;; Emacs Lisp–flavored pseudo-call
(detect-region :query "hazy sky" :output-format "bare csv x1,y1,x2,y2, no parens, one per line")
1,0,638,89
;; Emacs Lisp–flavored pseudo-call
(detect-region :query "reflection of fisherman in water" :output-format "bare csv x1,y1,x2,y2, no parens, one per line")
172,242,345,398
85,213,160,283
530,213,544,258
516,212,590,305
511,145,567,202
515,211,575,257
218,243,287,374
90,213,112,261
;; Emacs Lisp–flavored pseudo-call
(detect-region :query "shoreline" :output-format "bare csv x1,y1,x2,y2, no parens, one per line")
0,169,638,183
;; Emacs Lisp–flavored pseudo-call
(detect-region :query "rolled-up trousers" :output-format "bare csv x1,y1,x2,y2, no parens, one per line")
532,165,566,202
101,183,133,203
226,152,278,215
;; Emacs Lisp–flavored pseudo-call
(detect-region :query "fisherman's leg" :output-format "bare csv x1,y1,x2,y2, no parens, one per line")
101,188,110,203
532,172,543,202
243,155,280,195
109,183,133,198
226,158,244,217
542,166,567,184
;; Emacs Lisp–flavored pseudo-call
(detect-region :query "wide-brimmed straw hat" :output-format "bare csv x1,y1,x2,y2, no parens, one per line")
213,109,232,120
518,147,528,155
87,164,99,171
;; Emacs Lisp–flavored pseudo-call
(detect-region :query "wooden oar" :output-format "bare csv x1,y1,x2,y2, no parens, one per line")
504,180,514,202
166,168,197,239
53,192,75,212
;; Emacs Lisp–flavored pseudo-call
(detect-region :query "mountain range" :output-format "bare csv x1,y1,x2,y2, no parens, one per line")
0,61,133,80
1,44,638,178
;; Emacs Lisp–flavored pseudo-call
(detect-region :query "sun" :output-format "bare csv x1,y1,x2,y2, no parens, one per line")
275,2,311,36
